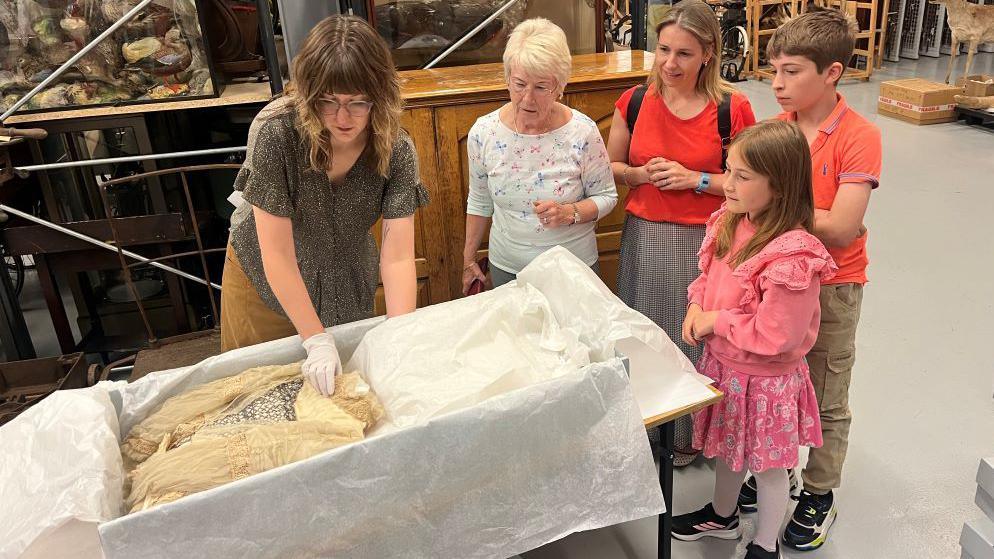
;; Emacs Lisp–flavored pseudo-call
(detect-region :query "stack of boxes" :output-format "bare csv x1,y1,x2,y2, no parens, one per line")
961,458,994,559
878,75,994,125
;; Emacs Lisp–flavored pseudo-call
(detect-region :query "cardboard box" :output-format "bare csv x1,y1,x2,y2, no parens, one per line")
978,487,994,525
979,458,994,497
878,78,962,125
2,246,683,559
958,74,994,98
961,518,994,559
4,315,656,559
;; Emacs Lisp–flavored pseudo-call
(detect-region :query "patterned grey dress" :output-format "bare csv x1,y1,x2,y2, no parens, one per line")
617,215,706,459
229,97,429,326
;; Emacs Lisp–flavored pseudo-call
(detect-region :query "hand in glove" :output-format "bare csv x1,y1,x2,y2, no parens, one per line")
301,332,341,396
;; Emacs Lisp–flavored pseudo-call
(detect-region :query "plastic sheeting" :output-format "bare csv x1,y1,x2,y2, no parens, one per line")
0,248,668,559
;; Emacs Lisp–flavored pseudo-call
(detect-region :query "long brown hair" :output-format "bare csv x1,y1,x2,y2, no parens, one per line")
714,120,814,268
650,0,736,104
283,15,403,177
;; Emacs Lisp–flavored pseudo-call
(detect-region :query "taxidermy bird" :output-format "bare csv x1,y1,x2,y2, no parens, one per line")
122,28,191,76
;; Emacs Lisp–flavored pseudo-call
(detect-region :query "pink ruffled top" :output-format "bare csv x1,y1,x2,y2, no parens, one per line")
688,206,838,376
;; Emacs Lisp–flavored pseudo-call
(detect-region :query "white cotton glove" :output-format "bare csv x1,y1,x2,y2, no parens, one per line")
301,332,342,396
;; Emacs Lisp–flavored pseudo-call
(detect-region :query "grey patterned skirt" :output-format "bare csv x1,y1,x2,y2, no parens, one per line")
618,214,706,457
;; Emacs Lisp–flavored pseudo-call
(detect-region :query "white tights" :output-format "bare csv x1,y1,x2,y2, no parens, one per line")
713,459,788,552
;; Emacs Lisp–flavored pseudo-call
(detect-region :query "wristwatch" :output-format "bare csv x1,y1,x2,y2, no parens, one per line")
695,172,711,195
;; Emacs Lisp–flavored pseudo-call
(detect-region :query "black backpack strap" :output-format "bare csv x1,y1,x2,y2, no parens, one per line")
625,84,648,134
717,95,733,171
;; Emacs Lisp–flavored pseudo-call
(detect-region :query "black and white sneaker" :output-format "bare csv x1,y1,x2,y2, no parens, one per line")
744,541,782,559
782,490,837,551
737,469,799,513
672,503,742,541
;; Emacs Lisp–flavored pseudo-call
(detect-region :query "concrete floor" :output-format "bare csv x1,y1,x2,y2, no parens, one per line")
522,54,994,559
9,54,994,559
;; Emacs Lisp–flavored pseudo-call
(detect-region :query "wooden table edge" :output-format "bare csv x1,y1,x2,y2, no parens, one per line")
642,385,723,429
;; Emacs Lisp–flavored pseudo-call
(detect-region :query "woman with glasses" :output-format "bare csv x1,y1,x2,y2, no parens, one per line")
461,18,617,293
221,16,428,397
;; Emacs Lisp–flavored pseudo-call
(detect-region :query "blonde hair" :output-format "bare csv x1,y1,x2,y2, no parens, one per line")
283,15,403,177
767,8,856,82
651,0,736,104
714,120,814,268
503,18,572,91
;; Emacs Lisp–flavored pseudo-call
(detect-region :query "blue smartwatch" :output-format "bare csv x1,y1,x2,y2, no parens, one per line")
695,172,711,194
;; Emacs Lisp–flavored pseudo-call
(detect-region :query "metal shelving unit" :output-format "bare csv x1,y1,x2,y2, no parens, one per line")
920,1,946,57
899,0,928,58
885,0,907,60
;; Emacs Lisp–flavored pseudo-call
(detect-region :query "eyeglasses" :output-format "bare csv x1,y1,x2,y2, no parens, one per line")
318,98,374,117
508,81,556,97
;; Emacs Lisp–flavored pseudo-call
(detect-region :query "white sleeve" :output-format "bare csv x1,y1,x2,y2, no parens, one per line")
465,122,494,217
579,124,618,219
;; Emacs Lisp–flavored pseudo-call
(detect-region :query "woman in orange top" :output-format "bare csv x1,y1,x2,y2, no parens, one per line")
606,0,755,465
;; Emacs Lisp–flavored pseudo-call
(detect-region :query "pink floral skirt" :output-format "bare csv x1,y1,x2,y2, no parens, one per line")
692,349,823,472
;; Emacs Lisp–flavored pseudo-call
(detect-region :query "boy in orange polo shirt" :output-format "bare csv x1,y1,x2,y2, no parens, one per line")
735,9,882,553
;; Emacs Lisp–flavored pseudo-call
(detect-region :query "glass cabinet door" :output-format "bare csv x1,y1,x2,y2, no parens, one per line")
0,0,219,115
371,0,599,70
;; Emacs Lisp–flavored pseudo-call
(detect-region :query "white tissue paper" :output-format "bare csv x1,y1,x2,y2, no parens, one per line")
0,383,125,559
515,246,667,361
350,246,667,432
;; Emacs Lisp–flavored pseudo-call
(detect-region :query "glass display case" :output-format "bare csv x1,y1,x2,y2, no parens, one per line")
0,0,220,115
371,0,600,70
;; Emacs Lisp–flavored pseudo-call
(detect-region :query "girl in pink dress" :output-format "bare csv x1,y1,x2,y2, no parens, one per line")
671,120,837,559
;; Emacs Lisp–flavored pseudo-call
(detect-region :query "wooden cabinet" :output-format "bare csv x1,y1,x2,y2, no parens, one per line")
433,101,504,297
374,50,654,312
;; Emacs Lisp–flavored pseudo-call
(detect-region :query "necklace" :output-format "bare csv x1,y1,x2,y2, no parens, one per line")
662,89,708,120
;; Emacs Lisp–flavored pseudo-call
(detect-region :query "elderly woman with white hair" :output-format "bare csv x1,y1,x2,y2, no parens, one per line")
461,18,618,293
